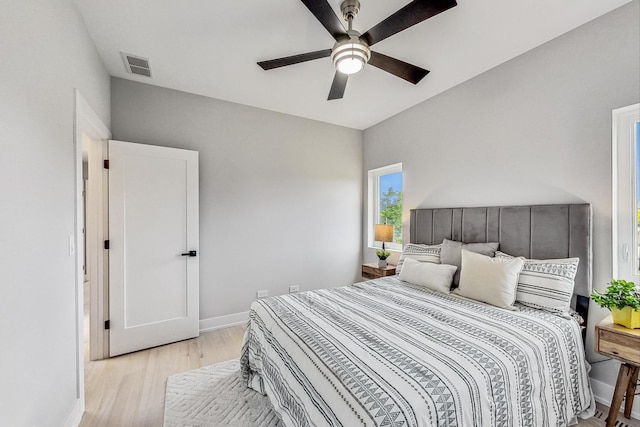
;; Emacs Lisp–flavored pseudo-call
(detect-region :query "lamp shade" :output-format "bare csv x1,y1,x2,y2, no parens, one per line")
374,224,394,243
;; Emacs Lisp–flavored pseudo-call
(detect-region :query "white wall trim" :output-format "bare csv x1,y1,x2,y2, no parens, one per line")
62,398,83,427
367,162,403,252
76,91,111,138
591,377,640,420
611,103,640,279
199,311,250,333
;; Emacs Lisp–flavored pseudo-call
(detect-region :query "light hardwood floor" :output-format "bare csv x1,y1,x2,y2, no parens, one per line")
80,312,638,426
81,325,246,426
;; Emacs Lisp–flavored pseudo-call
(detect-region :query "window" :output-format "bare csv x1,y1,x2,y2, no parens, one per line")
368,163,403,251
612,104,640,281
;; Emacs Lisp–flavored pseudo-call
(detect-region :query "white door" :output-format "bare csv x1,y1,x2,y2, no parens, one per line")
108,140,199,357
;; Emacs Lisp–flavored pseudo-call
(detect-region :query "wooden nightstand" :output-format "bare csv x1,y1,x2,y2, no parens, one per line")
595,316,640,427
362,263,396,280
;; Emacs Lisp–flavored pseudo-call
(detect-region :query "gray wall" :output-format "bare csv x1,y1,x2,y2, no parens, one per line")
363,0,639,388
111,78,363,320
0,0,111,425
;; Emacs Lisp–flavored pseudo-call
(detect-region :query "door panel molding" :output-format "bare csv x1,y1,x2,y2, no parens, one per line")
108,140,199,357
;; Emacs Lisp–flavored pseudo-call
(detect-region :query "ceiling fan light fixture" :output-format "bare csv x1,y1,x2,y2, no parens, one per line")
336,57,364,75
331,37,370,75
257,0,455,99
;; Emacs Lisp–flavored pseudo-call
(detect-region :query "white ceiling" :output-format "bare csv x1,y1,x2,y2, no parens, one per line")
74,0,630,130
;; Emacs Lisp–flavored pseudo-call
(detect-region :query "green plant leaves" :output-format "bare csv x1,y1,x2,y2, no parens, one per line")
590,279,640,310
376,249,391,260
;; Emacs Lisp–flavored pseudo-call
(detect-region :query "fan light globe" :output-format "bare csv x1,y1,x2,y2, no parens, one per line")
337,57,364,74
331,37,370,75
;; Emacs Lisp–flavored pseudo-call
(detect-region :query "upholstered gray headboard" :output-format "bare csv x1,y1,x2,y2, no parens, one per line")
409,204,592,299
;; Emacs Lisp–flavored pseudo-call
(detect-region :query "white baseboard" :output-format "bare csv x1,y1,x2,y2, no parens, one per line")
591,377,640,420
199,311,249,333
62,398,83,427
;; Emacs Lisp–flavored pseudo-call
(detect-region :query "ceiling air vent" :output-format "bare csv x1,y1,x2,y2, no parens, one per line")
121,52,152,78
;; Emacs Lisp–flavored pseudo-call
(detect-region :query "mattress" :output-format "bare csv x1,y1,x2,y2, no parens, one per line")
240,276,595,426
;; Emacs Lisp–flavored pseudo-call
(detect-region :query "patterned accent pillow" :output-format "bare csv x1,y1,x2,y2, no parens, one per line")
495,251,579,314
396,243,441,274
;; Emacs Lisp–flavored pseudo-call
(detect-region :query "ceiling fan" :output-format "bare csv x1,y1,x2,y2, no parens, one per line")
257,0,457,100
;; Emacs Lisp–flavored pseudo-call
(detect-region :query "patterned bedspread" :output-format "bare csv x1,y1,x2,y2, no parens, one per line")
240,277,594,426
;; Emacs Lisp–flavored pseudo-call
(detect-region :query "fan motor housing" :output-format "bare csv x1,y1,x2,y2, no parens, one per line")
341,0,361,21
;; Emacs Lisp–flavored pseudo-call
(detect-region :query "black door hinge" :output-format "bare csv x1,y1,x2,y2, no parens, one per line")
103,159,109,169
104,240,110,250
104,320,110,330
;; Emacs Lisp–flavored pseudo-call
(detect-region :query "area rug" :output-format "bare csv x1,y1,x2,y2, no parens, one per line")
164,359,282,427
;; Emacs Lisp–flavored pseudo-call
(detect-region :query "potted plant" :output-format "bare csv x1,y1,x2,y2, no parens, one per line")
591,279,640,329
376,249,391,269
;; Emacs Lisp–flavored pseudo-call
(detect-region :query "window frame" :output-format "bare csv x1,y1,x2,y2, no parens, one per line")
368,162,403,252
612,103,640,281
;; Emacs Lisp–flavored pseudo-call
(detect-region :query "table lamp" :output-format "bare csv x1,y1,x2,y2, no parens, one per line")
375,224,394,251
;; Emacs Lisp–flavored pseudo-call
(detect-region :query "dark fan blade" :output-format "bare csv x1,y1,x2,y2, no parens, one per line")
258,49,332,70
361,0,457,46
368,51,429,84
300,0,347,40
328,72,348,100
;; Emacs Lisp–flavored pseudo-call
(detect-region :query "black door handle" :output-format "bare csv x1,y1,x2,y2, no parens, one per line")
181,250,197,257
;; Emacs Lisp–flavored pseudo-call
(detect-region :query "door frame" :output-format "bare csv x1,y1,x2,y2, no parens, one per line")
74,90,111,414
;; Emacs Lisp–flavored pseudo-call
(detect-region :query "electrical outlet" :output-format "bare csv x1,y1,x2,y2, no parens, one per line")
289,285,299,293
256,290,268,298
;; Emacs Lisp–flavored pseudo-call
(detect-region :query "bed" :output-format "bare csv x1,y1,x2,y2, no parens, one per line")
240,204,595,426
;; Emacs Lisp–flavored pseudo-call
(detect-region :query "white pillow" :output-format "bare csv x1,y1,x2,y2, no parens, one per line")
495,251,579,314
456,249,525,308
396,243,441,274
398,258,457,293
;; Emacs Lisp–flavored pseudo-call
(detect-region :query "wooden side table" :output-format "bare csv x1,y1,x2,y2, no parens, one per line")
595,316,640,427
361,263,396,280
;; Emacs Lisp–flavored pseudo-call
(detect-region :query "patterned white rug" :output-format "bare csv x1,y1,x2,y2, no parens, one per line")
164,359,282,427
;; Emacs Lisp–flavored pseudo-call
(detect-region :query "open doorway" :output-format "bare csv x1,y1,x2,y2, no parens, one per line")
82,134,109,361
74,90,111,415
